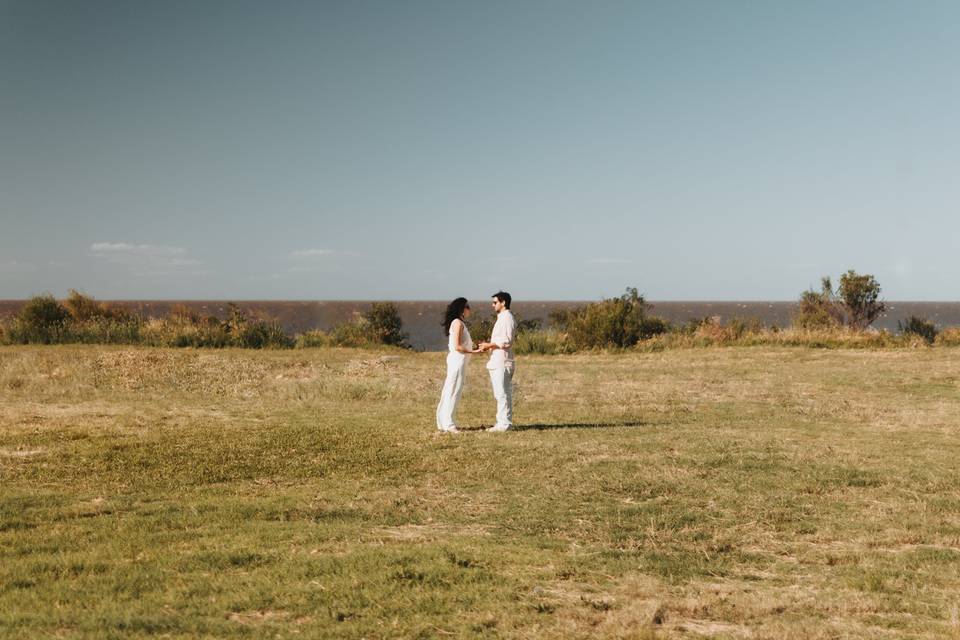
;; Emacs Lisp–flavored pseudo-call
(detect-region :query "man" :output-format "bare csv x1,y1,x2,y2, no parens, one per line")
479,291,516,432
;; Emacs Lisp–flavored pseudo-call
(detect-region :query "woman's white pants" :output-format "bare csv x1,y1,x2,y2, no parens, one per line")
436,352,467,430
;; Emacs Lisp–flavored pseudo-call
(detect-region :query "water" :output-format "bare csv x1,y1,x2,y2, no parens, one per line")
2,300,958,351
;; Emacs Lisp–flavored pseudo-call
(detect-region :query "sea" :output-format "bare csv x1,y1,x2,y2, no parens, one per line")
2,300,959,351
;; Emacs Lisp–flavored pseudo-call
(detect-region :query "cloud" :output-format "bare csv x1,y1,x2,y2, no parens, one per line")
286,248,357,273
0,260,36,276
291,248,336,259
89,242,204,275
585,258,631,266
290,248,360,260
889,259,912,279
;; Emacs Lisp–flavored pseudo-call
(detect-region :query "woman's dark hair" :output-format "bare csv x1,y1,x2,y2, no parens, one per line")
442,297,470,336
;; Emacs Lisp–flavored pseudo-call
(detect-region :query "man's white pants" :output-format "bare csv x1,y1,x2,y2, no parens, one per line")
488,366,514,429
436,353,467,430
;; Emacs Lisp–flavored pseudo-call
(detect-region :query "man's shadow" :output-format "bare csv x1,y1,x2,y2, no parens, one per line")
460,420,647,432
517,420,647,432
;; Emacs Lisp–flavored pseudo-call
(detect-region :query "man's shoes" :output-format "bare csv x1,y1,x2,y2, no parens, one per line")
486,425,511,432
439,426,460,434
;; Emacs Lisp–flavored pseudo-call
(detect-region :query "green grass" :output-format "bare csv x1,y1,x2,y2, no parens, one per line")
2,345,960,638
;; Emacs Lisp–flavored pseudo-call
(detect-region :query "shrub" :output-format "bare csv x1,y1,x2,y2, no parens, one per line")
329,317,378,348
640,315,671,339
9,294,69,344
935,327,960,347
794,271,885,330
513,329,571,355
468,315,495,344
727,316,765,339
551,287,664,349
63,318,143,344
295,330,333,348
225,304,293,348
899,316,937,344
139,304,294,349
312,304,410,349
363,302,409,347
62,289,132,322
837,270,885,330
795,279,843,329
234,320,292,348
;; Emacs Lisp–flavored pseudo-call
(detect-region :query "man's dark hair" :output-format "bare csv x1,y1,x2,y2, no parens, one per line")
492,291,511,309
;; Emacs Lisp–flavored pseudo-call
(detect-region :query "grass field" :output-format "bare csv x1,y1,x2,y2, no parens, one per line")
2,345,960,639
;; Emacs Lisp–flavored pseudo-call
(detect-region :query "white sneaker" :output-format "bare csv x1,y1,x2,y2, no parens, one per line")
486,424,511,432
439,426,460,434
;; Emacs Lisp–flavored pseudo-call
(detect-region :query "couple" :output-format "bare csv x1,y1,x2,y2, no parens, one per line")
436,291,515,434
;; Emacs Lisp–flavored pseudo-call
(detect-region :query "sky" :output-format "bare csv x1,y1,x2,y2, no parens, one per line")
2,0,959,300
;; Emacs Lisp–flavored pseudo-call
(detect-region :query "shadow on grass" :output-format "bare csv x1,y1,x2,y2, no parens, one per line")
517,420,647,432
456,420,648,433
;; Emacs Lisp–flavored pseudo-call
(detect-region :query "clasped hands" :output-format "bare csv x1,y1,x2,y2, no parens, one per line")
469,342,495,354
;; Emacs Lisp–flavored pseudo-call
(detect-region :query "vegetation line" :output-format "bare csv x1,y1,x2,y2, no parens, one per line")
2,271,956,351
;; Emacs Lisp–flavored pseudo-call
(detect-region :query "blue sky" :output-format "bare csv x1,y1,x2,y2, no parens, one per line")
2,0,959,300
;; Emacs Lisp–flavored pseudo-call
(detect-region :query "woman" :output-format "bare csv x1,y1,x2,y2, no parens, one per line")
436,297,482,433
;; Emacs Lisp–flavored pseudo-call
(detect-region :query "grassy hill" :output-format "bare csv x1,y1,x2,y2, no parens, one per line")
2,345,960,638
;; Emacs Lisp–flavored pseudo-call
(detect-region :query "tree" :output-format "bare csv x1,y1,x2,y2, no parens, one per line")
795,277,844,329
837,270,885,330
364,302,409,347
794,271,884,330
551,287,667,349
14,294,69,343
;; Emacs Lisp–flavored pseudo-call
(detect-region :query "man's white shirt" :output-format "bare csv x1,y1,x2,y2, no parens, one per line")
486,309,516,370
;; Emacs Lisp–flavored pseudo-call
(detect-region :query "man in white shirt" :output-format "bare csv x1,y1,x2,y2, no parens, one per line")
479,291,516,432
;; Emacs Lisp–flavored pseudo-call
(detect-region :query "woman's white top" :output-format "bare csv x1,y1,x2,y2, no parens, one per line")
448,318,474,353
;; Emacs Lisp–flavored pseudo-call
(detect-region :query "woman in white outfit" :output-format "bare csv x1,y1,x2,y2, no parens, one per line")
436,297,481,433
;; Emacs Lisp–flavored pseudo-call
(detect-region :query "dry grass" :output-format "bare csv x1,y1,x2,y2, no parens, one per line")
2,345,960,638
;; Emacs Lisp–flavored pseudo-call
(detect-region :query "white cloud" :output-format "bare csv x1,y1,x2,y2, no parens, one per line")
0,260,36,275
585,258,631,266
91,242,187,257
286,248,358,273
89,242,203,275
889,259,912,279
291,248,336,259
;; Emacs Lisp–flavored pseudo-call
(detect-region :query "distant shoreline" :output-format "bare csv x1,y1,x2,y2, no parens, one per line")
4,299,960,351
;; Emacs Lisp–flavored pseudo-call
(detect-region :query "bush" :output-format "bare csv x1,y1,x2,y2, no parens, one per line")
138,304,292,349
551,287,665,349
838,270,885,330
468,315,495,344
329,318,379,348
311,304,410,349
62,289,132,322
363,302,409,347
935,327,960,347
141,316,231,348
794,271,885,330
795,279,843,329
513,329,572,355
469,313,541,341
899,316,937,344
225,304,293,348
63,318,143,344
295,330,333,348
234,320,293,348
9,294,69,344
